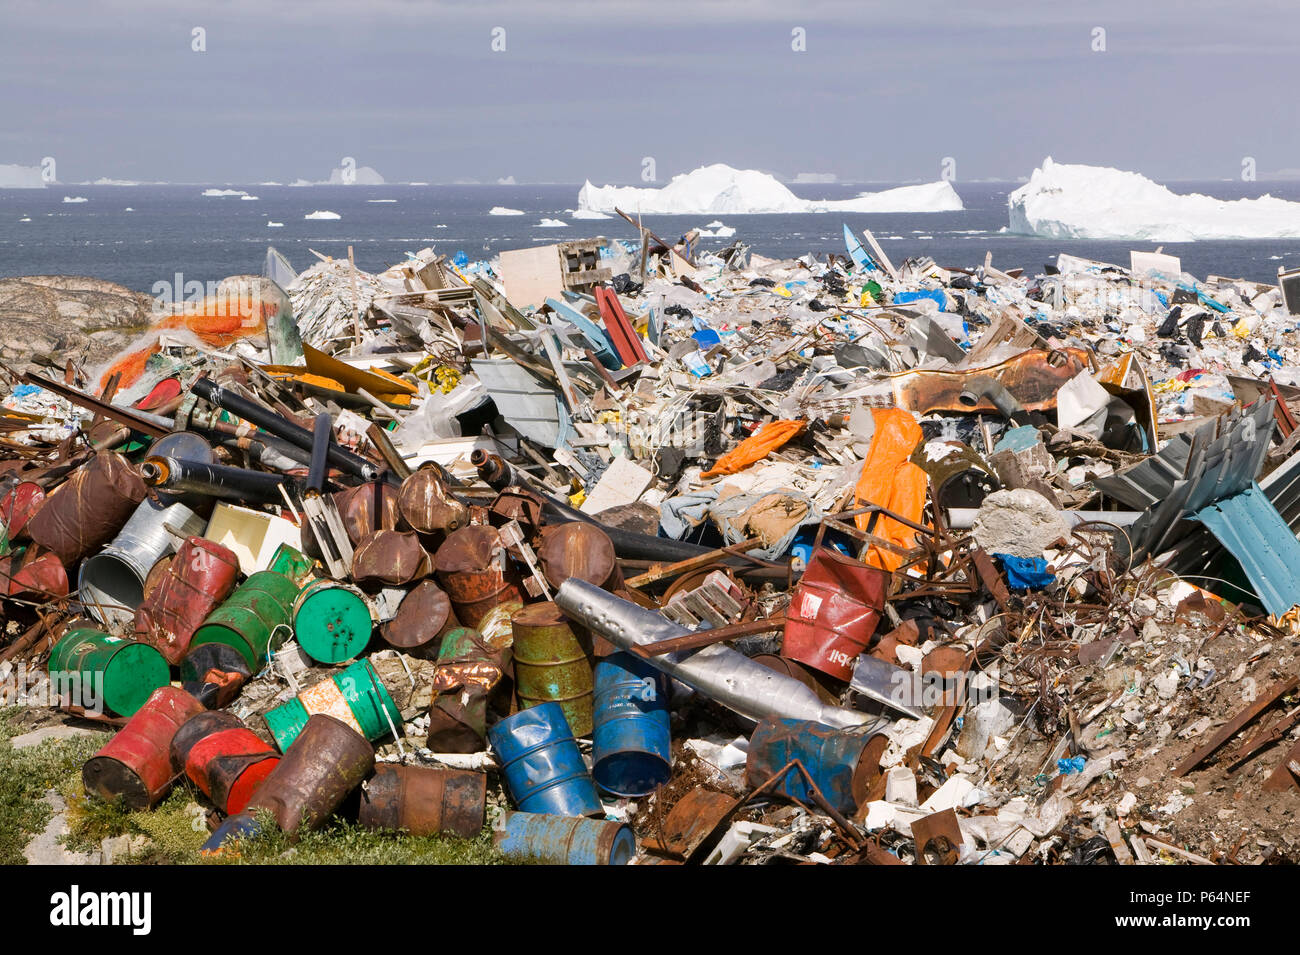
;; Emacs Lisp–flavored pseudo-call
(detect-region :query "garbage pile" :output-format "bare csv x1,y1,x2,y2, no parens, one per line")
0,225,1297,865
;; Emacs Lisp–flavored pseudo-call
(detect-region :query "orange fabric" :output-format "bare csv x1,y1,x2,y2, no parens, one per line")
854,408,928,572
700,419,805,479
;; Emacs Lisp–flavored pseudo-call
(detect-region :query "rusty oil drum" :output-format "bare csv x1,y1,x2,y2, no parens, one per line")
494,811,635,865
380,579,459,659
782,547,888,681
358,764,486,838
81,686,204,810
745,717,888,816
189,570,297,669
47,627,171,717
511,601,594,737
134,536,241,665
245,713,375,834
185,727,280,815
263,657,402,752
398,467,468,538
537,521,623,592
433,524,524,633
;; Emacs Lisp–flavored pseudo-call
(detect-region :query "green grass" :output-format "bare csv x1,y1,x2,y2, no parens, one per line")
0,708,106,864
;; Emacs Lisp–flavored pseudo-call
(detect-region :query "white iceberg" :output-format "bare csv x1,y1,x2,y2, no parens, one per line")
240,195,259,201
327,165,385,185
367,199,397,203
267,220,284,228
497,175,517,185
536,218,567,228
93,178,140,186
0,164,46,188
577,163,962,215
698,221,736,237
570,208,611,220
203,188,248,197
1008,157,1300,241
18,217,31,222
490,206,525,216
304,210,341,220
62,196,88,203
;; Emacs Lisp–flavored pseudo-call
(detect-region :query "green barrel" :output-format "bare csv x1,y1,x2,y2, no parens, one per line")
292,579,373,665
263,658,401,752
189,571,297,670
511,601,594,737
47,627,170,717
268,543,314,587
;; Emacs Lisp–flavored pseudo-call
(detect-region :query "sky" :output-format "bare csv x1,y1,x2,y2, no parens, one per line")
2,0,1298,185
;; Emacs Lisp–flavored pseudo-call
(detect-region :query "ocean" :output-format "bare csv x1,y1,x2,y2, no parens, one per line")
2,180,1299,294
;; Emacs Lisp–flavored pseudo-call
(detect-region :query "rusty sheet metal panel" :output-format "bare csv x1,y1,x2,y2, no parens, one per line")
745,717,886,816
649,788,738,859
334,481,402,547
27,452,147,567
889,347,1091,416
351,529,431,589
398,468,468,538
434,524,525,632
0,481,45,539
1,549,68,599
245,713,374,834
380,580,459,658
358,764,486,838
81,687,204,810
135,536,241,665
512,601,594,736
537,521,622,591
783,547,888,681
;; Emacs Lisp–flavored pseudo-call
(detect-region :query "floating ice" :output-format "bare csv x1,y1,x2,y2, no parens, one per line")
240,195,259,201
0,164,46,188
62,196,87,203
267,220,284,228
490,206,525,216
577,163,963,215
570,209,611,219
367,199,397,203
304,210,341,220
536,218,567,228
203,188,248,197
327,165,385,185
1008,157,1300,241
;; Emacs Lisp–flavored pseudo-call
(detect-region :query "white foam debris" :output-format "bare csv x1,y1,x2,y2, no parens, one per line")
0,164,46,188
535,218,568,228
1009,157,1300,241
304,210,341,220
202,188,248,197
489,206,525,216
577,163,963,215
61,196,87,203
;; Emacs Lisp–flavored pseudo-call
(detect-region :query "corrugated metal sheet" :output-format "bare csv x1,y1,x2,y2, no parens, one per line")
470,358,571,450
1194,482,1300,617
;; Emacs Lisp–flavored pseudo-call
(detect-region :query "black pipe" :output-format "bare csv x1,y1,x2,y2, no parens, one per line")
191,378,389,484
141,457,294,505
307,413,332,493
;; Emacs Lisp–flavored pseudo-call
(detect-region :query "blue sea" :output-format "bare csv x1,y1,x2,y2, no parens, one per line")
2,181,1299,293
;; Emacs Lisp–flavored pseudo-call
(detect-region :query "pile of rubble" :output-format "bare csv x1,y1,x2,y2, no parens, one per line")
0,223,1297,865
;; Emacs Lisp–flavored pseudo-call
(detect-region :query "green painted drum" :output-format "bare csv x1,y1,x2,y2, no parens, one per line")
48,627,171,717
292,579,373,664
189,571,297,669
267,543,314,587
263,658,401,752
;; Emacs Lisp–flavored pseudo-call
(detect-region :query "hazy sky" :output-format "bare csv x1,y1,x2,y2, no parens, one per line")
3,0,1298,185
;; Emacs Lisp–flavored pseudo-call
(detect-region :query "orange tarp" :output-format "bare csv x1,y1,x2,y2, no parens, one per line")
700,419,805,479
854,408,928,572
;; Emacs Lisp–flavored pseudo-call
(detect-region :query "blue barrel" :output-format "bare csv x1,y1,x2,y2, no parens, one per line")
488,702,601,817
745,717,883,816
495,811,635,865
592,652,671,797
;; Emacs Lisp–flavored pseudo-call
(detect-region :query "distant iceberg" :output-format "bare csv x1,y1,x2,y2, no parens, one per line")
490,206,525,216
267,220,284,228
1008,157,1300,241
62,196,88,203
497,175,517,185
367,199,397,203
536,218,567,228
577,163,963,215
0,164,46,189
698,221,736,238
570,208,611,220
203,188,248,197
94,178,140,186
304,210,341,220
328,165,385,185
240,195,259,201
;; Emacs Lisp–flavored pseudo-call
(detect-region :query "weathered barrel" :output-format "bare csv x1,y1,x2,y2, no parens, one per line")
291,578,373,664
512,601,594,736
537,521,623,592
488,701,601,817
48,627,171,717
358,764,486,838
245,714,375,834
592,652,671,797
178,642,252,708
81,687,204,809
169,710,244,771
189,570,297,669
26,451,146,568
433,524,524,632
263,658,401,752
186,727,280,814
745,717,887,816
494,811,635,865
379,579,459,659
134,536,241,665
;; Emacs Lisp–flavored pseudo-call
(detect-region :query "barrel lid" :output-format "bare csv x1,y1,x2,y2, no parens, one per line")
294,585,372,664
101,642,171,716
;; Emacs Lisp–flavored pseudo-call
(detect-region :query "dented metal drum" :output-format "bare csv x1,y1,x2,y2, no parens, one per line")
185,726,280,815
745,717,887,816
292,578,373,664
379,579,459,659
245,714,374,834
263,658,401,752
592,652,671,797
81,687,204,810
358,764,486,838
434,524,524,632
189,570,297,669
537,521,623,592
494,811,635,865
512,601,593,736
134,536,241,665
488,701,601,817
48,627,171,717
782,548,888,681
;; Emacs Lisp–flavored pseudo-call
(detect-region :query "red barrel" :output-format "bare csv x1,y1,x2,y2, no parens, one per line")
186,727,280,814
783,548,888,681
81,687,204,810
135,537,241,665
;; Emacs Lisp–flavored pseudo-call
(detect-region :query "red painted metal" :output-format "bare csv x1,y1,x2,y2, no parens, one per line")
81,687,205,810
595,286,648,367
783,547,888,681
0,482,45,539
186,727,280,814
135,536,241,665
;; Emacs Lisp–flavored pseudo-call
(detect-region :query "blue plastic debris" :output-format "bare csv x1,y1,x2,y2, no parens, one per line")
10,384,40,399
891,289,947,312
995,553,1055,590
452,250,469,268
1057,756,1086,775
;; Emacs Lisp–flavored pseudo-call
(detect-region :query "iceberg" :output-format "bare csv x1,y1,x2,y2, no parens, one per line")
0,164,46,188
490,206,525,216
203,188,248,197
267,220,284,228
1008,157,1300,241
240,195,259,201
62,196,88,203
304,210,341,220
577,163,962,215
327,165,385,185
570,208,611,220
535,218,567,228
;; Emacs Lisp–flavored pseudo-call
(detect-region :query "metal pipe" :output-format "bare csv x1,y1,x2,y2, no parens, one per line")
141,456,295,505
554,578,889,733
945,507,1143,530
958,375,1031,425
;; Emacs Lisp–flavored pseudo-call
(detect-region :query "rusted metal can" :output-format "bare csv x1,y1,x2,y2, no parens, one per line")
494,811,635,865
488,701,602,817
592,652,671,797
134,536,241,665
0,481,45,540
263,658,402,752
745,717,887,816
537,522,623,592
47,627,171,717
169,710,244,771
398,468,468,538
189,570,297,669
81,686,204,810
333,481,402,547
782,547,888,681
245,713,375,834
434,524,524,632
351,529,431,590
26,451,147,567
292,578,374,664
379,579,459,659
358,764,486,838
512,601,594,736
186,727,280,815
